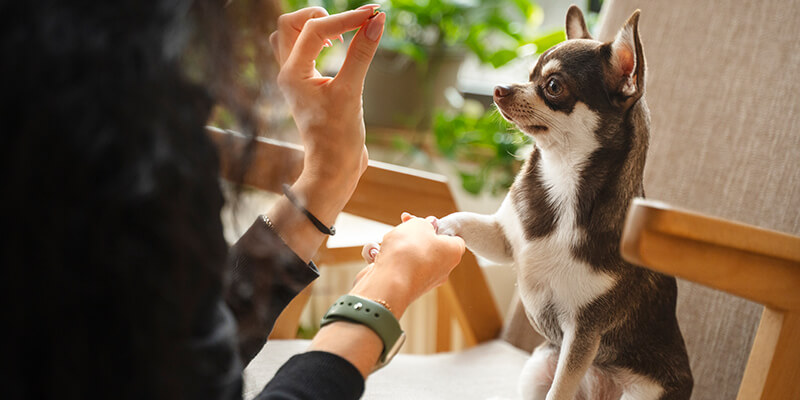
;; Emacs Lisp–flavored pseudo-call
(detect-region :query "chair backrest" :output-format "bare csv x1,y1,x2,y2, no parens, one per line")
503,1,800,399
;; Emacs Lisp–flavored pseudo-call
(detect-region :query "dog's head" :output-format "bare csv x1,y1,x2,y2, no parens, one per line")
495,6,645,151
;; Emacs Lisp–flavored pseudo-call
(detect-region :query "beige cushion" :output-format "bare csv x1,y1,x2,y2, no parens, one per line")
243,339,530,399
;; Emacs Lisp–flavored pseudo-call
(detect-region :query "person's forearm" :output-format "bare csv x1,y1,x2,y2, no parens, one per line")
309,257,414,378
309,321,383,378
267,167,359,263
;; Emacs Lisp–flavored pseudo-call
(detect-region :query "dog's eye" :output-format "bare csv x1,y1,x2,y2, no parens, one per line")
546,78,563,97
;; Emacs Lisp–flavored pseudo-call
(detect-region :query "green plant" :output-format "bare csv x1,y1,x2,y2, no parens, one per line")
433,105,531,195
283,0,565,68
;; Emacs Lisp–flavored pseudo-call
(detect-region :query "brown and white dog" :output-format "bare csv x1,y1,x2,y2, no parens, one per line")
436,6,692,400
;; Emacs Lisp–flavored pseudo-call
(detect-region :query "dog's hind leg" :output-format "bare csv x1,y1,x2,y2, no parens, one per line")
545,328,601,400
620,372,691,400
519,343,559,400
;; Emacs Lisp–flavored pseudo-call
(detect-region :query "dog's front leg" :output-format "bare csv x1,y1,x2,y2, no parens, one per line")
546,328,601,400
436,211,513,264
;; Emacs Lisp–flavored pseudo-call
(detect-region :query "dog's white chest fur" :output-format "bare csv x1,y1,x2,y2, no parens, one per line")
497,107,617,332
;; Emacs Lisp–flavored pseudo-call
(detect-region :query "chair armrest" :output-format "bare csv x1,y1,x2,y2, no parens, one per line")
621,198,800,311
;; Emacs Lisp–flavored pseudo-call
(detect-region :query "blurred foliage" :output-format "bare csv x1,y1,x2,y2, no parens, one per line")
283,0,565,67
197,0,289,136
433,104,531,195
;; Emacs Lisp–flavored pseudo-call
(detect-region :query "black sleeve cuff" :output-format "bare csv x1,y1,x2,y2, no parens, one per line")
256,351,365,400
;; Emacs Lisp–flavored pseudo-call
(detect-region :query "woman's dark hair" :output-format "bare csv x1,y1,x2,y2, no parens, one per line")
0,0,279,398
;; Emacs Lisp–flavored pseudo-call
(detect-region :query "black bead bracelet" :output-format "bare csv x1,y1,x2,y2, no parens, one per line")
282,184,336,236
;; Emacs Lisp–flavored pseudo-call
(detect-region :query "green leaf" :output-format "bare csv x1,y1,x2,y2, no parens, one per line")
529,29,567,54
459,172,484,194
488,49,518,68
433,108,531,196
391,136,414,152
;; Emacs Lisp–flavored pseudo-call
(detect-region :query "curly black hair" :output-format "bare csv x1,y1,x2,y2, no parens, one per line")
0,0,279,398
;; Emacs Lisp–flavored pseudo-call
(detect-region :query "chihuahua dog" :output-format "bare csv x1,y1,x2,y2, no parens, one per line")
436,6,692,400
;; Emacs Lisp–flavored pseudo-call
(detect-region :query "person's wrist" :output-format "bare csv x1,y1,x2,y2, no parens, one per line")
302,125,365,177
302,148,362,188
291,165,359,222
301,164,360,193
349,263,414,319
348,288,409,320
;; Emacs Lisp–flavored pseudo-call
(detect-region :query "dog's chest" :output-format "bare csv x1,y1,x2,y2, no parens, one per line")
499,149,617,340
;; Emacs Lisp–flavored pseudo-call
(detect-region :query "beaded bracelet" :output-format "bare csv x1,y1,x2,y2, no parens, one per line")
282,184,336,236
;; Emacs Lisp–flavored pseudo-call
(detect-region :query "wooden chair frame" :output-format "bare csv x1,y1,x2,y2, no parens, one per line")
208,127,503,351
621,198,800,400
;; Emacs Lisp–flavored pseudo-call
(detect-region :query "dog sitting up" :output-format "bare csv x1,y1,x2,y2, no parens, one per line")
436,6,693,400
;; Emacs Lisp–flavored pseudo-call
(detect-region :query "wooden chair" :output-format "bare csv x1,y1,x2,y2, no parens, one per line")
621,199,800,399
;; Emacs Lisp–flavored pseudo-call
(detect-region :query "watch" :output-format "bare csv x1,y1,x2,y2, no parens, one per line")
320,294,406,370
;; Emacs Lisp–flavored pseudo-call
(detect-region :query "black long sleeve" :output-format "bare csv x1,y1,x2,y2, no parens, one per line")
3,1,368,397
219,217,366,399
257,352,365,400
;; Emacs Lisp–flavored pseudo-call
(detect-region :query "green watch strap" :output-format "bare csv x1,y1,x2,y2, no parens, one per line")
320,294,404,365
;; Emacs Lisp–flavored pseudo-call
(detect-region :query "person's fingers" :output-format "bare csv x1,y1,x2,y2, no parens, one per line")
274,7,329,66
360,145,369,174
425,216,439,232
401,212,415,222
334,11,384,89
269,31,281,63
356,3,381,11
283,8,376,78
361,242,380,263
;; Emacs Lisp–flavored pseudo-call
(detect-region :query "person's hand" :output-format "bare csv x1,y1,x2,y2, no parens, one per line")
269,6,384,195
310,213,462,377
359,214,438,264
350,213,466,318
264,6,384,262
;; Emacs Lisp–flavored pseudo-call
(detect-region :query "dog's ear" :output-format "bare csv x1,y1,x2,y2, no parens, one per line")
565,5,592,40
607,10,645,102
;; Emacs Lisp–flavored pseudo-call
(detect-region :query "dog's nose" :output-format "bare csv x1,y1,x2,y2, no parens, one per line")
494,85,513,98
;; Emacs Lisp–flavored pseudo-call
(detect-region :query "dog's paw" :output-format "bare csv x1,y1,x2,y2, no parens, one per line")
435,214,462,237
